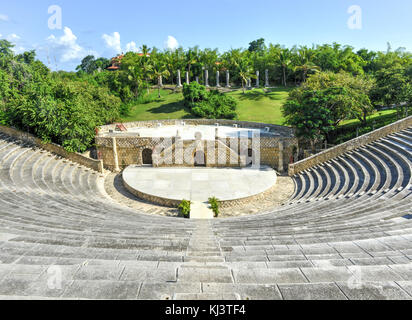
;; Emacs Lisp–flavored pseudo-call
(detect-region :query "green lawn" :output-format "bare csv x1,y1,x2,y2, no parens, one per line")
120,87,401,130
340,109,398,126
120,89,190,122
120,87,293,125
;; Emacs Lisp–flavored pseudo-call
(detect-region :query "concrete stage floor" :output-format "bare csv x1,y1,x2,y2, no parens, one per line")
122,166,277,202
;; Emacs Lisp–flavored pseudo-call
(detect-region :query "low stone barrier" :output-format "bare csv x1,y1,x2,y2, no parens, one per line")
288,116,412,176
98,119,295,137
0,125,104,173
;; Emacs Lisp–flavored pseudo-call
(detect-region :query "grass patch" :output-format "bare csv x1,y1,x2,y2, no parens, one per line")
119,87,293,125
120,89,190,122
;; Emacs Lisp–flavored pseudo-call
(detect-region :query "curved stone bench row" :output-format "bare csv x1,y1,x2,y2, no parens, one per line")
0,129,411,299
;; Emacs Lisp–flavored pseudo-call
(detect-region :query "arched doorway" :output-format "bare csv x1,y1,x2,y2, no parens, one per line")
142,148,153,165
247,148,254,166
194,151,206,167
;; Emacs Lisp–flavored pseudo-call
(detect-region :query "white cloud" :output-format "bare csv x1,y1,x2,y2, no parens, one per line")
102,32,122,54
0,14,9,22
46,27,96,62
165,36,179,51
7,34,20,41
4,33,25,53
125,41,139,53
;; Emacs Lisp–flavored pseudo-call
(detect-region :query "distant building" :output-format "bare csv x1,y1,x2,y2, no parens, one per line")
106,52,151,71
106,54,124,71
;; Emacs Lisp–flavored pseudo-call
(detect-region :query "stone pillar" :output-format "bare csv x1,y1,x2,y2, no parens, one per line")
177,70,182,87
216,71,220,87
256,71,260,88
247,78,251,88
196,76,199,83
225,70,230,88
265,69,269,87
112,137,120,172
205,69,209,87
185,71,190,85
278,141,284,173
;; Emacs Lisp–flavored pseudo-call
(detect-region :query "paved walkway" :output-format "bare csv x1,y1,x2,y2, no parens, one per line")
190,201,214,219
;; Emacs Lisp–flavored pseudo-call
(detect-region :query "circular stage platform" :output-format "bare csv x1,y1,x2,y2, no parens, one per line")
122,166,277,207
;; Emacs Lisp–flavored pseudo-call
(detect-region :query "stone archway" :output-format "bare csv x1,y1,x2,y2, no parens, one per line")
247,148,254,166
194,151,206,167
142,148,153,165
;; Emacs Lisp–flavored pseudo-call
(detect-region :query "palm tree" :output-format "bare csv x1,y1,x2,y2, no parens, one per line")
152,61,170,98
186,46,199,77
139,45,153,94
294,46,321,82
234,56,255,94
277,48,292,87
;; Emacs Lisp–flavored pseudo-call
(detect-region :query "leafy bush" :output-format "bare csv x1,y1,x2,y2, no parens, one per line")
182,82,209,108
183,82,237,119
208,197,220,218
178,200,191,218
0,44,122,153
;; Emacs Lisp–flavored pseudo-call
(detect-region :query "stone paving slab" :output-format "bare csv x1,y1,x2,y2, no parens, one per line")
177,266,233,283
121,267,177,282
396,281,412,297
300,267,355,283
62,280,141,299
337,281,412,300
233,268,307,284
202,283,282,300
174,293,241,300
138,282,201,300
278,283,348,300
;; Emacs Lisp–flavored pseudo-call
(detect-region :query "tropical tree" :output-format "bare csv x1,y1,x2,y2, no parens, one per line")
152,59,170,98
234,55,255,94
293,46,321,82
277,48,292,87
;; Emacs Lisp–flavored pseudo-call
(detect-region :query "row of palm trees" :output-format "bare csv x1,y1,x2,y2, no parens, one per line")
114,42,386,96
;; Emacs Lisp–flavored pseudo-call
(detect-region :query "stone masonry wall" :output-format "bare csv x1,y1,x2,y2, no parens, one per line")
96,133,298,172
96,120,297,172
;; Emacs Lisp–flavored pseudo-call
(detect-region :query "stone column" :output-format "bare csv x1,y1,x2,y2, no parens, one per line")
112,137,120,172
216,71,220,87
256,71,260,88
177,70,182,87
265,69,269,87
225,70,230,88
205,69,209,87
185,71,190,84
278,141,284,173
247,78,251,88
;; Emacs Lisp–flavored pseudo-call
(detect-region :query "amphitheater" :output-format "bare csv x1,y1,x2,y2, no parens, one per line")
0,117,411,300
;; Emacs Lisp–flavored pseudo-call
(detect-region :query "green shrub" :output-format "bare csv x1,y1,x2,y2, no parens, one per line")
182,81,209,108
208,197,220,218
178,200,191,219
183,82,237,119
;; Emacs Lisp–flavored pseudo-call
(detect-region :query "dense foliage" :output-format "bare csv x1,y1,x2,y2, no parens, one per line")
282,45,411,147
182,82,237,119
0,40,121,152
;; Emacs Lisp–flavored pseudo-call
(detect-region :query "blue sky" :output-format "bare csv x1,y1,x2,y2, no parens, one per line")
1,0,411,71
